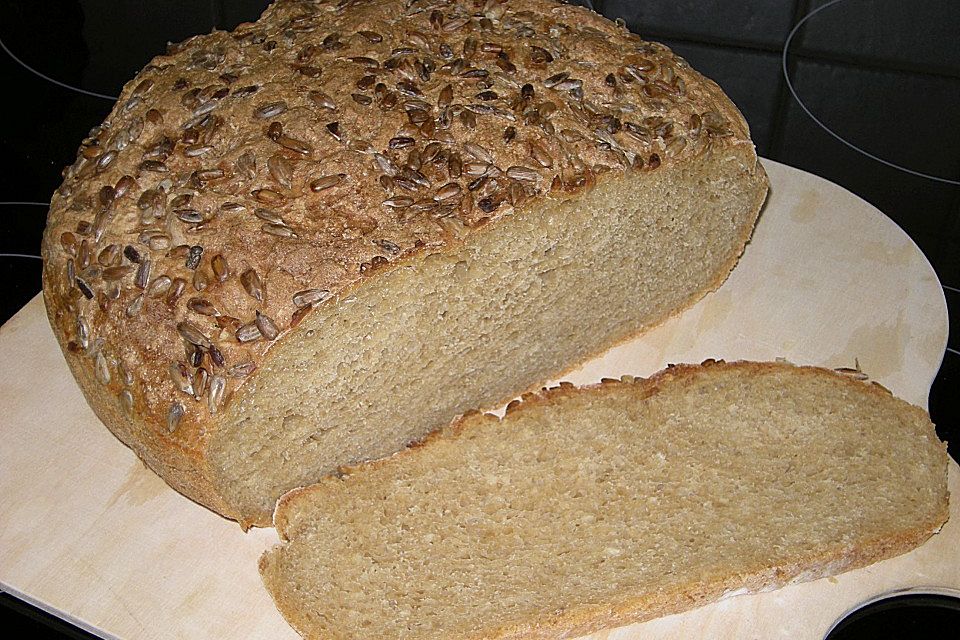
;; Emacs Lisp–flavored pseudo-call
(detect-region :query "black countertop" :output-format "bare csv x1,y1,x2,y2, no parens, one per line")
1,1,957,637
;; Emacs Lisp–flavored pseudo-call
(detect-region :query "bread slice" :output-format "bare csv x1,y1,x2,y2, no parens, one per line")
41,0,768,527
260,361,949,640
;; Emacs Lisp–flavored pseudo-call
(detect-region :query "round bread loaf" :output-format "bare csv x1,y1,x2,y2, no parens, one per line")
41,0,768,527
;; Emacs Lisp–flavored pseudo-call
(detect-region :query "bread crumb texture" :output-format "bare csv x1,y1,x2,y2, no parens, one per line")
261,361,949,640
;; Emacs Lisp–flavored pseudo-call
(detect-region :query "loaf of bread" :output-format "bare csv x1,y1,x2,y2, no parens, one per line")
41,0,768,526
261,360,949,640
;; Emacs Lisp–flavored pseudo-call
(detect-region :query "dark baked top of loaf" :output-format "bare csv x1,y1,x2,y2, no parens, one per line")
41,0,754,438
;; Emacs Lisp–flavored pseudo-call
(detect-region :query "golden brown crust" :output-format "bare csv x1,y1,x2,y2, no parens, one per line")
41,0,765,524
266,359,950,640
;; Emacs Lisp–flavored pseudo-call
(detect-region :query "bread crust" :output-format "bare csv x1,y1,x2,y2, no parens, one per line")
41,0,767,526
264,360,950,640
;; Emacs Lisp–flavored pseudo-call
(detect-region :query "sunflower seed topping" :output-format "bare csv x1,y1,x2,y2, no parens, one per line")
309,174,343,192
254,101,288,119
187,297,218,316
208,375,226,414
211,254,229,283
241,269,265,302
236,322,262,343
506,165,540,182
255,311,280,340
167,402,185,433
177,321,211,348
268,153,294,188
292,288,330,308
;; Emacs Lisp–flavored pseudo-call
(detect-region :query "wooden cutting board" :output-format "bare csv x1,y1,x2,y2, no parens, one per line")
0,159,956,640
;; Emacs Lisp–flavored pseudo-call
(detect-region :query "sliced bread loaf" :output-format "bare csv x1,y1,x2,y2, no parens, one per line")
41,0,767,527
260,360,949,640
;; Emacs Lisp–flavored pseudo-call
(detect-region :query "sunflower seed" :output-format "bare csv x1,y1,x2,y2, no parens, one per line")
464,161,491,177
375,238,401,254
358,29,382,43
236,322,262,343
208,344,225,368
193,268,209,292
76,316,90,349
326,121,341,141
176,208,204,224
227,362,256,378
309,174,343,192
184,144,213,158
120,390,134,414
554,78,582,91
293,288,331,307
95,150,117,173
291,305,311,327
267,121,283,141
266,153,295,189
543,72,568,88
254,188,285,205
231,153,255,180
181,245,201,270
437,84,454,109
232,84,260,98
208,375,226,413
192,368,209,401
529,45,553,64
170,362,194,395
261,223,297,238
255,311,279,340
383,196,414,208
349,138,374,153
448,152,463,178
297,64,322,78
138,160,168,173
254,101,288,119
211,254,229,282
436,182,462,200
220,202,245,214
147,275,172,298
177,321,211,348
389,136,416,150
374,152,399,176
463,142,494,164
308,90,337,111
194,167,225,182
189,345,203,368
276,136,313,156
255,207,285,225
101,265,133,281
95,243,117,266
113,174,136,199
167,402,185,433
187,297,218,316
507,165,540,182
125,293,144,317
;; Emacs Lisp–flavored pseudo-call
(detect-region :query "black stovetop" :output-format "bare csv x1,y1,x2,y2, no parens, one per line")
1,1,957,638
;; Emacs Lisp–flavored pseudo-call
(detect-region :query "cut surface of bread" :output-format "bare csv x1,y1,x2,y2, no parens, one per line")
211,150,765,524
260,361,949,640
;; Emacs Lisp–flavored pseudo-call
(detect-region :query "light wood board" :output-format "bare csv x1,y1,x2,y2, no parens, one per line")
0,159,956,640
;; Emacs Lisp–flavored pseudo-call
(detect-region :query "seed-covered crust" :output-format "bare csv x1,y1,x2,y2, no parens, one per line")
41,0,758,520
